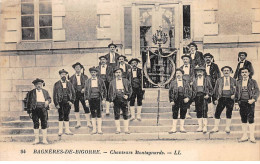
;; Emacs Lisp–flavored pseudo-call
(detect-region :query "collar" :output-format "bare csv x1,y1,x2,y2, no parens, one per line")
239,59,245,63
60,80,67,83
184,64,189,67
36,89,42,92
92,77,97,80
206,63,211,66
76,73,81,76
120,63,125,66
101,64,107,68
243,78,248,81
116,78,122,81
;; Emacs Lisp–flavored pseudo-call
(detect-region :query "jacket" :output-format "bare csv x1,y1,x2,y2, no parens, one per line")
180,64,195,83
96,64,114,82
192,76,213,100
234,60,254,80
127,67,142,89
104,52,120,65
108,78,132,102
169,79,192,102
117,63,131,78
235,78,259,102
190,51,205,67
69,74,88,91
205,62,221,87
84,77,107,100
213,76,237,100
27,89,51,114
53,80,76,106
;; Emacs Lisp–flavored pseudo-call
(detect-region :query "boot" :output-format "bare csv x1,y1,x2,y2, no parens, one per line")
196,118,203,132
180,119,186,133
64,121,73,135
91,118,97,135
42,129,48,144
203,118,208,133
129,106,135,121
115,120,121,134
75,112,81,128
124,120,130,134
211,119,220,133
186,109,191,119
85,113,93,128
137,106,142,121
169,119,177,134
105,101,110,115
97,118,103,134
249,123,256,143
225,119,232,133
58,121,64,136
33,129,40,145
238,123,248,142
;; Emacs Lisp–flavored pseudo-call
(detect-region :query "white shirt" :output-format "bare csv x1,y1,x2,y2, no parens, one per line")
116,78,124,89
110,52,115,63
197,76,204,86
239,60,245,69
120,63,126,72
177,79,183,87
61,80,67,88
100,64,107,75
132,69,137,78
223,77,231,90
183,64,190,75
242,78,248,87
76,73,81,85
206,64,211,75
36,89,45,102
190,51,196,60
91,78,98,87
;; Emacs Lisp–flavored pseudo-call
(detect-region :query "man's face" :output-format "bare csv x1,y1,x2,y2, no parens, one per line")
100,58,107,65
90,71,97,77
223,68,231,77
189,45,196,53
35,82,43,90
131,61,138,68
176,71,183,79
74,65,81,73
205,56,212,64
241,69,249,79
109,46,116,52
196,70,204,77
239,54,246,61
182,57,190,65
118,57,125,64
115,70,122,78
60,73,67,82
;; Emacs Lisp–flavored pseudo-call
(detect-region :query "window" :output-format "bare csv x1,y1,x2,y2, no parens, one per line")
21,0,52,40
183,5,190,40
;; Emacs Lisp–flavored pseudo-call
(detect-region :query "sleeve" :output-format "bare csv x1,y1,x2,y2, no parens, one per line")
101,79,107,100
216,65,221,80
26,91,32,114
126,80,133,98
70,83,76,103
213,79,219,100
53,84,58,107
253,80,259,101
46,91,52,104
249,62,254,78
233,65,239,79
168,82,174,102
83,80,88,100
108,82,113,102
207,77,213,97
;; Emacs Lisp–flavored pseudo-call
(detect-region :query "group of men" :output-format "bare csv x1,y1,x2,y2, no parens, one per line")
26,43,144,144
168,42,258,143
26,41,259,145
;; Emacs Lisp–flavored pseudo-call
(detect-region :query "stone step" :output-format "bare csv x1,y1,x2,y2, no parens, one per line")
0,131,260,142
1,124,260,135
19,111,260,121
3,117,260,128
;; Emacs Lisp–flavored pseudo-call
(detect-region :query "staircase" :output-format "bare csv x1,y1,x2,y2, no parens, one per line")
0,89,260,142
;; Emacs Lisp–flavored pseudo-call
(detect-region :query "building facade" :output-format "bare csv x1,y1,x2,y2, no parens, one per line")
0,0,260,117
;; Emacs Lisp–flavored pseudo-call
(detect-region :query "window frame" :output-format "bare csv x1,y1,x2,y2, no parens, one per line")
21,0,53,41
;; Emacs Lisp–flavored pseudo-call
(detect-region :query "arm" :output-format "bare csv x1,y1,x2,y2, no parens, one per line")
249,62,254,78
101,79,107,100
252,80,259,102
53,84,58,107
207,77,213,97
213,79,220,101
108,82,113,102
168,82,174,102
26,91,32,114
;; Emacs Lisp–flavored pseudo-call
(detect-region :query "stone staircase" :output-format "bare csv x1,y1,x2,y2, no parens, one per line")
0,89,260,142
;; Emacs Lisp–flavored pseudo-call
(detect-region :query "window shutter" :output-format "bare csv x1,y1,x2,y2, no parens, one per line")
52,0,66,41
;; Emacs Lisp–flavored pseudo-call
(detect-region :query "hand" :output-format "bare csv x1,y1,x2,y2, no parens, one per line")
204,94,209,99
214,100,218,105
231,95,235,100
85,100,89,107
81,89,85,93
123,95,128,99
184,98,189,103
190,82,193,86
56,105,60,109
111,102,114,107
102,99,106,105
248,99,255,104
68,101,73,106
170,101,175,106
234,103,240,111
44,101,49,108
29,113,33,119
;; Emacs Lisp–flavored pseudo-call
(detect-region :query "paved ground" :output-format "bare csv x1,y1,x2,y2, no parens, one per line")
0,140,259,161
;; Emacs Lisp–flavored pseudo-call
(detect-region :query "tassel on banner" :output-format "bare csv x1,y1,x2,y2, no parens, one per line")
147,48,151,69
